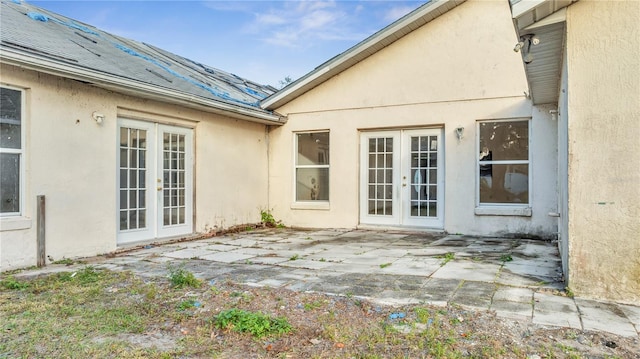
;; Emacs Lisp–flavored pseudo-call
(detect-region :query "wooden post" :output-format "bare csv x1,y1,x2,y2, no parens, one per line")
37,195,46,267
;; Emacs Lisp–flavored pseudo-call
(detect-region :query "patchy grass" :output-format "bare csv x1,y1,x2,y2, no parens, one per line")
1,267,636,358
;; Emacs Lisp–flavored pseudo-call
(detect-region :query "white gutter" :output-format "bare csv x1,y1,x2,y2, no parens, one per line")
1,49,284,125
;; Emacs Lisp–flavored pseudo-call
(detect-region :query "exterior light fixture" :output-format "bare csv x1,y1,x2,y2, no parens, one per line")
92,111,105,124
513,34,539,64
455,126,464,140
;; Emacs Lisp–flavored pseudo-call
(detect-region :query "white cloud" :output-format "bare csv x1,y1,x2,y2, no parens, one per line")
383,5,417,23
242,1,366,48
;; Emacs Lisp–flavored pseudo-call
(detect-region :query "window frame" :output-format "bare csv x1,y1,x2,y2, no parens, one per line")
475,118,531,212
0,85,25,218
292,130,330,209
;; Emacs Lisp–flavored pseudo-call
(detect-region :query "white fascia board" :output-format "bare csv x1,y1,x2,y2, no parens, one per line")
511,0,547,19
261,0,463,110
1,50,284,125
523,8,566,31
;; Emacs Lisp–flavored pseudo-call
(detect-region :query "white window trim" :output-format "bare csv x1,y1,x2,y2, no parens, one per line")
475,118,532,216
0,85,26,219
292,130,330,210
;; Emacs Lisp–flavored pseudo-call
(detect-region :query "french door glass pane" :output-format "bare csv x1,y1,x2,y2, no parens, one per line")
409,135,437,218
119,127,147,231
163,133,187,226
367,137,393,215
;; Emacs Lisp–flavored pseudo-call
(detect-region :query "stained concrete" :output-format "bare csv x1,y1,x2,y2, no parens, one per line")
10,228,639,339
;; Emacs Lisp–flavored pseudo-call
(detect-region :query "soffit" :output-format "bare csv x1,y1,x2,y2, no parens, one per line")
510,0,576,105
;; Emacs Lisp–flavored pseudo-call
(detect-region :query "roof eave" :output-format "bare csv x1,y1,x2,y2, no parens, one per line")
261,0,466,110
510,0,575,105
1,49,285,125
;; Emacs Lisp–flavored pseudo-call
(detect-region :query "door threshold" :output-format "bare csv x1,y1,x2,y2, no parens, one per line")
357,224,446,234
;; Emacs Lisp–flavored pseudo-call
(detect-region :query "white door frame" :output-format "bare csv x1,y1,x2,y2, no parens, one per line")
359,128,444,228
117,118,194,244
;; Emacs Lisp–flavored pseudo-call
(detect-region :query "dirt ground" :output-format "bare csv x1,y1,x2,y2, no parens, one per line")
2,268,639,358
138,279,640,358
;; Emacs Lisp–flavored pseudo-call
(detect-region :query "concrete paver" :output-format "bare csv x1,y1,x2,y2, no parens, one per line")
533,292,582,330
576,299,639,337
9,228,639,339
451,281,496,310
431,261,501,282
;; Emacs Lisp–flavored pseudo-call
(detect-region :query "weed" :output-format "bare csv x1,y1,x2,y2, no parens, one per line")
177,299,200,311
499,254,513,262
74,266,103,284
167,265,202,289
245,226,253,231
303,300,325,311
289,254,300,261
414,307,430,324
379,263,392,269
213,308,292,338
0,276,29,290
230,291,253,302
52,258,74,265
436,252,455,265
319,258,326,262
565,286,575,298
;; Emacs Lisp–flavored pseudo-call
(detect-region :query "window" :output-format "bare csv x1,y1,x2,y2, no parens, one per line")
0,87,23,216
295,132,329,202
478,119,529,206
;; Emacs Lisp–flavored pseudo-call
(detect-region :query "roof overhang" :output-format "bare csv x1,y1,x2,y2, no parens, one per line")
261,0,466,110
1,48,285,125
510,0,576,105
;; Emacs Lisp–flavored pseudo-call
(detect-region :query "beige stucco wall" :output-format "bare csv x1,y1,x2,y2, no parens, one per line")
0,64,269,271
565,1,640,304
270,0,558,237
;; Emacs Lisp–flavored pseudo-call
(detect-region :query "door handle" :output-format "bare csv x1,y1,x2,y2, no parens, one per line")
157,187,163,191
402,183,407,187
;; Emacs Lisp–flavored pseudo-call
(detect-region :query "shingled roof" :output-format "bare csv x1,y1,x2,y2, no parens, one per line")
0,0,283,124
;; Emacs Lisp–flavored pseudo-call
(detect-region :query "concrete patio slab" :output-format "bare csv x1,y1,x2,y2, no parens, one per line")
533,292,581,329
431,260,501,282
620,304,640,330
576,298,639,337
10,227,639,340
451,280,496,310
163,248,213,259
199,251,255,263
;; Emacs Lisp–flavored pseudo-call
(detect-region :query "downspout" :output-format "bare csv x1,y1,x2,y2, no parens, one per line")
265,125,271,212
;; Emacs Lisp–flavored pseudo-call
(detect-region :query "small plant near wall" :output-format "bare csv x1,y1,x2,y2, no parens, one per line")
260,209,284,228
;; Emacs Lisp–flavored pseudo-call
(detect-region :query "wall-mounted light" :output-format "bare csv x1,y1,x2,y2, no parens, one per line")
455,126,464,140
92,111,105,125
513,34,539,64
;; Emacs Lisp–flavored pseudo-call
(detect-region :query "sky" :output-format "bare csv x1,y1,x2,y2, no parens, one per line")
29,0,426,88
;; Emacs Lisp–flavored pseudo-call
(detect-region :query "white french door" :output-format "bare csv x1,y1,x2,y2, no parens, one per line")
117,119,193,244
359,129,444,228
